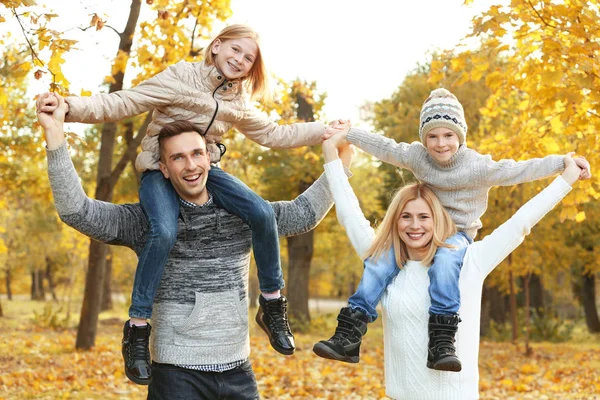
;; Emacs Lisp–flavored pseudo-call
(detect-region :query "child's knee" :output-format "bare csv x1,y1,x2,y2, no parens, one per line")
151,222,178,246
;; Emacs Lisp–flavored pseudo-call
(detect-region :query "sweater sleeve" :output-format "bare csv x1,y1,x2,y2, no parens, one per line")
64,63,181,123
346,128,423,170
233,107,325,149
482,154,565,187
47,142,148,251
324,158,375,257
270,165,352,237
468,175,572,278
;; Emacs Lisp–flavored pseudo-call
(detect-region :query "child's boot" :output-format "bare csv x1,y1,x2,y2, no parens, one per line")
427,314,462,372
122,320,152,385
312,307,368,363
255,295,295,355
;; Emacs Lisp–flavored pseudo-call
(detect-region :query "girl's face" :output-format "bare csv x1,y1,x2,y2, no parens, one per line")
211,37,258,80
425,127,460,163
397,198,434,260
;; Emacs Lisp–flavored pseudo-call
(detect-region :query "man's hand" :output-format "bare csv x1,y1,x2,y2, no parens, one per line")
37,93,67,150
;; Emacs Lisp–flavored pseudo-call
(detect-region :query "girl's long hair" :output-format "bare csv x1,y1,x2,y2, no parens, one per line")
204,24,270,101
363,183,456,267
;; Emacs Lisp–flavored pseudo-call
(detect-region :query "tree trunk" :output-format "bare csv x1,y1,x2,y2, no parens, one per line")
75,0,142,350
286,227,314,331
101,248,114,312
31,269,45,301
5,269,12,300
508,258,518,343
45,256,58,302
582,273,600,333
523,273,532,356
529,273,545,315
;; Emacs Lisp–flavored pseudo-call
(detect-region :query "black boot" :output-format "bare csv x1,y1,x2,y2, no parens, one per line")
122,321,152,385
312,307,368,363
255,295,295,355
427,314,461,372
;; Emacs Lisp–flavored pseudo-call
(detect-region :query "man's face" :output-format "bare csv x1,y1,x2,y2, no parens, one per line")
159,131,211,205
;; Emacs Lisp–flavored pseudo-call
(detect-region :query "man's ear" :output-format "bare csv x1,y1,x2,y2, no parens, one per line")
159,161,169,179
211,38,222,55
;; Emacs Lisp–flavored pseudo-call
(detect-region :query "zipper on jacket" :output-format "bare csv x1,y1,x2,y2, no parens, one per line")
204,79,226,136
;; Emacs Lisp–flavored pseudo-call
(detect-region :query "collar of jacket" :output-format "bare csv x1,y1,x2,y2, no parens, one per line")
199,61,243,96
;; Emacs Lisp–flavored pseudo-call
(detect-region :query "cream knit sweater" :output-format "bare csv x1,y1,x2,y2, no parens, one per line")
347,128,565,238
324,158,572,400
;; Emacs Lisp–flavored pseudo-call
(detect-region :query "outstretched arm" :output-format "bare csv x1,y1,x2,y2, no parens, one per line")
469,153,583,278
233,107,326,149
38,94,148,251
346,126,422,170
37,63,185,123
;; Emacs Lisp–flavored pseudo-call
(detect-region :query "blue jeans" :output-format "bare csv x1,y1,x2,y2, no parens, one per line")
207,166,283,293
148,361,259,400
347,232,471,322
428,232,471,315
131,167,284,318
130,170,179,319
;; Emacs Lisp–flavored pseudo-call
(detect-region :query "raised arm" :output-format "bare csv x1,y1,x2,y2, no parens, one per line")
271,146,353,237
39,94,148,251
233,106,325,149
346,127,423,170
322,134,375,257
469,155,582,278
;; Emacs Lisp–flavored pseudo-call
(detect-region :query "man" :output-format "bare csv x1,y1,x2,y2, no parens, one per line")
39,94,352,399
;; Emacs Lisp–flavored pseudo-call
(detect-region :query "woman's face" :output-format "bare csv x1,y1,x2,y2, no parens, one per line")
397,198,434,260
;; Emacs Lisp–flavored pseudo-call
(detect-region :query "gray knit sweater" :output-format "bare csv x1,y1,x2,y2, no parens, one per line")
47,142,336,365
347,128,565,238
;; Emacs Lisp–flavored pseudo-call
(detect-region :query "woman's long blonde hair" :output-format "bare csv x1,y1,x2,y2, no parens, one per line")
363,183,456,267
204,24,270,101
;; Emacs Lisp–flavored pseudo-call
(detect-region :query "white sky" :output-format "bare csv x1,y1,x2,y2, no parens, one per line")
3,0,499,125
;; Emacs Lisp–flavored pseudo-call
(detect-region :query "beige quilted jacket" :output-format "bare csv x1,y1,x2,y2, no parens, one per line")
65,61,325,171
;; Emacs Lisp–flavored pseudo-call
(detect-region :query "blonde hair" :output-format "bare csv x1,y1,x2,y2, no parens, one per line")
364,183,456,267
204,24,270,101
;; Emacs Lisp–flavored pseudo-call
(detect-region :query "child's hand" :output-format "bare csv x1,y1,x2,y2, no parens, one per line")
323,119,350,140
36,92,69,114
572,156,592,180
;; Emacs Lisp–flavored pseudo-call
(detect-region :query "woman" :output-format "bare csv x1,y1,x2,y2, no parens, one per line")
317,133,586,399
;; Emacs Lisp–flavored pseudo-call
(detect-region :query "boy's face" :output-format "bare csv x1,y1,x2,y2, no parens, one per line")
425,127,460,163
211,37,258,80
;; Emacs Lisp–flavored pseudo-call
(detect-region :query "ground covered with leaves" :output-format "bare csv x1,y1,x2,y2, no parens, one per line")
0,300,599,399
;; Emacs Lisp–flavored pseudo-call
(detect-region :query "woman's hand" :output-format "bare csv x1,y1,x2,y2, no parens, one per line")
562,152,584,185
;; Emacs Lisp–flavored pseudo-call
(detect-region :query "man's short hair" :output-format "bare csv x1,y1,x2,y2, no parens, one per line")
158,121,206,160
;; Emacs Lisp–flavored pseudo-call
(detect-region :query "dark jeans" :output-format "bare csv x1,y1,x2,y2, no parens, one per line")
130,168,284,319
348,232,471,321
148,361,259,400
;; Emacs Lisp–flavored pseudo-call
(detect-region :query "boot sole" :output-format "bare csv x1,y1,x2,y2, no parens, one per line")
312,342,359,363
431,357,462,372
255,313,295,356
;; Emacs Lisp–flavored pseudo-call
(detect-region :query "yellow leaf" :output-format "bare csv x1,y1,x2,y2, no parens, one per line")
104,75,116,85
80,89,92,97
575,211,586,222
